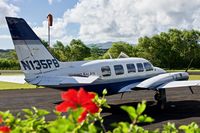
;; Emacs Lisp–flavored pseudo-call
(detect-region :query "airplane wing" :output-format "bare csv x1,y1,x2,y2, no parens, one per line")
136,72,200,90
0,74,99,86
157,80,200,89
0,75,26,84
28,75,99,86
118,82,141,93
133,72,200,109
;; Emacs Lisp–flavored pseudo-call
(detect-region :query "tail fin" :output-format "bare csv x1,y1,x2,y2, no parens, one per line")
6,17,60,76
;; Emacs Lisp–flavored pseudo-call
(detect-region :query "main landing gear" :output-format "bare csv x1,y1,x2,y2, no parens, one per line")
154,89,167,110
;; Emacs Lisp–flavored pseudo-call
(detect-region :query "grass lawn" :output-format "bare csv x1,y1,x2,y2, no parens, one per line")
0,71,38,90
0,81,38,90
189,75,200,80
0,70,22,75
167,70,200,72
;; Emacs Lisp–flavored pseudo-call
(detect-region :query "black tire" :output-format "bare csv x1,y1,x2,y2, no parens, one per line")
155,89,167,110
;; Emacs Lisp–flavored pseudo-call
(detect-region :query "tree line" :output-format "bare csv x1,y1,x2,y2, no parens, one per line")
1,28,200,70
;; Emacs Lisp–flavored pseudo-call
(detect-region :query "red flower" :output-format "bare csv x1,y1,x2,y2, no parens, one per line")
0,117,2,124
78,110,88,123
0,126,11,133
56,88,99,122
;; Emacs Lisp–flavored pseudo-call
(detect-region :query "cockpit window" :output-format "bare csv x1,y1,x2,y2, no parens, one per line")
144,62,153,71
101,66,111,77
126,64,136,73
136,63,144,72
114,65,124,75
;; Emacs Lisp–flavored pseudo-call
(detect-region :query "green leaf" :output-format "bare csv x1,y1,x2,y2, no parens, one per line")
94,90,110,108
121,106,137,121
22,109,33,116
113,128,121,133
48,118,74,133
68,108,83,123
179,125,188,130
88,123,97,133
179,122,200,132
112,122,130,133
118,122,129,133
136,101,146,115
162,122,178,133
137,115,154,123
143,116,154,123
37,109,50,116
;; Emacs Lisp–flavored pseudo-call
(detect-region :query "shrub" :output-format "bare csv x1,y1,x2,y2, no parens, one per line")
0,88,199,133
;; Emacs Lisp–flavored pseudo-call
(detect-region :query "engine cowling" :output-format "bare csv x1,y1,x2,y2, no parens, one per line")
136,72,189,89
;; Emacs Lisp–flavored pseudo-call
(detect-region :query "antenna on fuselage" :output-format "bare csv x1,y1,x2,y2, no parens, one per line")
108,52,112,59
117,52,129,58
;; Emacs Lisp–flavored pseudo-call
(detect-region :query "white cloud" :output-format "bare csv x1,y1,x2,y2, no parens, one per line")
36,0,200,45
33,18,68,46
0,0,20,27
48,0,63,5
48,0,53,5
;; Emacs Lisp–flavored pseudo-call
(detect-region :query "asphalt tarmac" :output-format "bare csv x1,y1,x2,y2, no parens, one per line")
0,87,200,131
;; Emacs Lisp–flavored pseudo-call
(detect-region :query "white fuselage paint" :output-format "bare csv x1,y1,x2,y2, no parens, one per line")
13,40,166,93
40,58,166,85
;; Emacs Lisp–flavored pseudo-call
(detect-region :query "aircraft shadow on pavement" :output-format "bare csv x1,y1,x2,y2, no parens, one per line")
102,100,200,126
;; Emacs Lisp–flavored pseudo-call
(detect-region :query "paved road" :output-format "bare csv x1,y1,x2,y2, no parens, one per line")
0,87,200,131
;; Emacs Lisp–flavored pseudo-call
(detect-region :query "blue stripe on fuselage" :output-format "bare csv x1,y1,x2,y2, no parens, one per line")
46,77,148,95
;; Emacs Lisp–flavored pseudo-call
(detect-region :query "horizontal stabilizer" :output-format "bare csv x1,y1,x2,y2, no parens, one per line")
29,75,99,86
158,80,200,89
0,75,26,84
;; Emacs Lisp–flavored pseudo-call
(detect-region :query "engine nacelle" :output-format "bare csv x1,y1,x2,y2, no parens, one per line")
136,72,189,89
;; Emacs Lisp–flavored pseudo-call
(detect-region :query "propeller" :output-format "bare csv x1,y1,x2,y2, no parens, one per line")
185,58,194,94
185,58,194,72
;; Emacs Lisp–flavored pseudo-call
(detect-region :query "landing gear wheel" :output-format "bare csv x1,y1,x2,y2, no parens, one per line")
154,92,160,101
154,89,167,110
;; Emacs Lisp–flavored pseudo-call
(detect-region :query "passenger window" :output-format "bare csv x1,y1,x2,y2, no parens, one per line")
101,66,111,77
114,65,124,75
136,63,144,72
126,64,136,73
144,62,153,71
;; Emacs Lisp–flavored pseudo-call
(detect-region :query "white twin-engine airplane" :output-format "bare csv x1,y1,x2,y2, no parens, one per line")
4,17,200,108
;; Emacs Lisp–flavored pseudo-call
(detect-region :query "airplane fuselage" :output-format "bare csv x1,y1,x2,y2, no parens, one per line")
41,58,166,94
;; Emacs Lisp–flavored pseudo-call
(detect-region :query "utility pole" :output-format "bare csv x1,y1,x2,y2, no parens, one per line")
47,14,53,47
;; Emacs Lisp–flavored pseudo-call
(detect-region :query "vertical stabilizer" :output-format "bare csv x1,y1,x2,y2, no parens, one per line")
6,17,60,77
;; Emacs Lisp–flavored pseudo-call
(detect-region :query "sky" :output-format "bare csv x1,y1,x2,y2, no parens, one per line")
1,0,200,49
